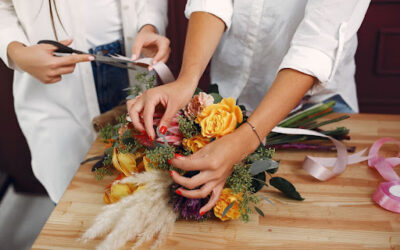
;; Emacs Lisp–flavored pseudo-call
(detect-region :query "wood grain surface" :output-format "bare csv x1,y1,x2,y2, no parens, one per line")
32,114,400,249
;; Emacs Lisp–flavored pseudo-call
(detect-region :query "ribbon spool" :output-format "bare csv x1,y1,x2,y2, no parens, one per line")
368,138,400,213
373,180,400,213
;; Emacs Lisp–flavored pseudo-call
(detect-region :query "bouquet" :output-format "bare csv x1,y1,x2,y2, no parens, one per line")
82,78,350,249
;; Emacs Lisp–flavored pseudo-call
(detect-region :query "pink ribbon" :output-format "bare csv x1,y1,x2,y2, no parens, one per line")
272,127,400,213
110,55,175,84
367,138,400,213
125,59,400,213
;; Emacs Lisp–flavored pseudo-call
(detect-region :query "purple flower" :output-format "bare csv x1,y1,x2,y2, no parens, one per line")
170,184,212,221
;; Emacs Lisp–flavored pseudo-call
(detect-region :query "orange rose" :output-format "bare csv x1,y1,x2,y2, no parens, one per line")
213,188,243,221
182,135,210,153
195,98,243,138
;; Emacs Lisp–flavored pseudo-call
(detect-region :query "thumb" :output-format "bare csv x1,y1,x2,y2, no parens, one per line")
59,38,73,47
131,38,144,61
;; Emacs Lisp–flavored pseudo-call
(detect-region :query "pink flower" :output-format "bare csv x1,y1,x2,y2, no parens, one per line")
153,112,183,146
184,92,214,119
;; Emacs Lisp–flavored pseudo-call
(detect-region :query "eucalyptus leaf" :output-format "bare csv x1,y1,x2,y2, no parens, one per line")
126,94,136,100
249,159,279,176
210,93,223,104
269,177,304,201
208,83,219,94
251,172,267,194
259,196,274,206
254,206,265,217
222,201,236,218
122,137,135,146
193,87,203,96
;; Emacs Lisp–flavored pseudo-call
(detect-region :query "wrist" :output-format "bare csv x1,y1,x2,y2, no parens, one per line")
174,75,199,92
234,123,261,155
7,41,25,62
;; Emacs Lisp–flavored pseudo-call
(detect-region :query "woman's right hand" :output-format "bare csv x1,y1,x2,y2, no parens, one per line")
7,39,94,84
127,80,196,139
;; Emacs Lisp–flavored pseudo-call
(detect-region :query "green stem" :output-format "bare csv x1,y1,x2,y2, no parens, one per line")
279,101,336,127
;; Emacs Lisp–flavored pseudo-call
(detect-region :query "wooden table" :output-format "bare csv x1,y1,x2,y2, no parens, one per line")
33,114,400,249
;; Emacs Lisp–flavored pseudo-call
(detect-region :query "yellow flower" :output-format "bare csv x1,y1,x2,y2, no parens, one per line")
103,182,144,204
213,188,243,221
112,148,145,176
196,98,243,138
182,135,210,153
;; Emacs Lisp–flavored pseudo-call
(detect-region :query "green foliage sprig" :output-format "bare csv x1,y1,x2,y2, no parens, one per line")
94,166,114,180
144,145,175,170
178,115,200,139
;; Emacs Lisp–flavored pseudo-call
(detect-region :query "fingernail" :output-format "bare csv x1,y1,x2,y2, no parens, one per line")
131,54,137,60
199,211,205,216
141,130,147,135
148,135,153,141
88,55,95,61
152,60,158,65
160,126,167,135
168,159,172,165
148,66,153,71
175,189,182,195
169,170,173,176
174,153,184,159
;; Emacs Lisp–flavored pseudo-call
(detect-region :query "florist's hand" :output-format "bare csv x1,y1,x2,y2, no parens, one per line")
7,39,94,84
127,80,196,139
170,127,259,215
131,24,170,69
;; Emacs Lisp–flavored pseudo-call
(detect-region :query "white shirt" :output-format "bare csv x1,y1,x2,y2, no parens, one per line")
0,0,167,202
185,0,371,112
83,0,123,48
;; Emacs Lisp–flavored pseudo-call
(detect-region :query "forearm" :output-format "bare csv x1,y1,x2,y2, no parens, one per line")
236,69,315,152
178,12,225,88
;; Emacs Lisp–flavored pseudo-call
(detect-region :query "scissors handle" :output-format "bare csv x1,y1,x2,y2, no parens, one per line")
38,40,86,54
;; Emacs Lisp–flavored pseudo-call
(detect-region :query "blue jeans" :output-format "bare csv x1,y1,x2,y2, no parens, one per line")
323,95,354,113
301,94,354,113
89,39,129,113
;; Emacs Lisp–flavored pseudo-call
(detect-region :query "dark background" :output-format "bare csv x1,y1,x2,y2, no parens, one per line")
0,0,399,195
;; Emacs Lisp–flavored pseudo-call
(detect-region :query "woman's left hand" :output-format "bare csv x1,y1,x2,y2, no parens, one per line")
131,24,170,69
170,125,259,215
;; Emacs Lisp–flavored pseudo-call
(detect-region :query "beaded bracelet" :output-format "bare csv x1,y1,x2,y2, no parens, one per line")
245,121,266,147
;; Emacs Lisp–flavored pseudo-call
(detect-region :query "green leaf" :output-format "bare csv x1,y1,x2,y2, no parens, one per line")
126,94,136,100
269,177,304,201
259,196,274,206
193,87,203,96
254,206,265,217
208,83,219,94
222,201,236,218
210,93,223,104
249,159,279,176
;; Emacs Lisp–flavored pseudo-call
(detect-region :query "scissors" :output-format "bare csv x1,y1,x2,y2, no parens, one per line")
38,40,140,70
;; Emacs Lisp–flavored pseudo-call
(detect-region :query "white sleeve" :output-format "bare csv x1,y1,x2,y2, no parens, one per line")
136,0,168,36
278,0,370,84
184,0,233,31
0,0,29,69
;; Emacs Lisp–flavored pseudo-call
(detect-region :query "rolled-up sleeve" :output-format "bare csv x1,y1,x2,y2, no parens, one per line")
278,0,370,84
137,0,168,35
0,0,29,69
184,0,233,31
